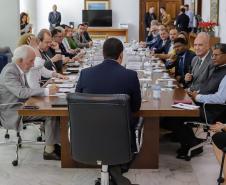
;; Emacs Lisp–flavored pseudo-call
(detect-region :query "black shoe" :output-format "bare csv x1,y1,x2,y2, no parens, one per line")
54,144,61,157
43,151,61,160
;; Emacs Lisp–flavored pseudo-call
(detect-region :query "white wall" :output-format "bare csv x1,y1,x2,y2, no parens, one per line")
0,0,20,51
35,0,139,41
201,0,210,21
219,0,226,43
20,0,37,34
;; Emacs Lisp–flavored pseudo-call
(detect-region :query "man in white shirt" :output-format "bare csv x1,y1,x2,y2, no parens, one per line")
184,4,194,32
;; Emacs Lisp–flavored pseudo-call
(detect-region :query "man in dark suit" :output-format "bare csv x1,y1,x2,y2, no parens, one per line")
152,29,171,54
76,38,141,185
144,7,157,36
176,8,190,32
48,4,61,31
173,38,196,86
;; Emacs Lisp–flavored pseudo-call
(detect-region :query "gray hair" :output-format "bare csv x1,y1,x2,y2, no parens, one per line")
12,45,35,63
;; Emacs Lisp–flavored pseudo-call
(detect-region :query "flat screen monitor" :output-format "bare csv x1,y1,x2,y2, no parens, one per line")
82,10,112,27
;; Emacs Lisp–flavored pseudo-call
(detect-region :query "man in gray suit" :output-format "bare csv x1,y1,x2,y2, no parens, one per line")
184,32,215,91
0,45,61,160
48,4,61,31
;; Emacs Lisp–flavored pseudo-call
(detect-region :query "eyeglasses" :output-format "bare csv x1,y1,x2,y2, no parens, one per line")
212,53,224,58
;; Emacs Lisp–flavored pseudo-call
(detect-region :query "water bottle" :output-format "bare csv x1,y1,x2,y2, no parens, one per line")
152,82,161,99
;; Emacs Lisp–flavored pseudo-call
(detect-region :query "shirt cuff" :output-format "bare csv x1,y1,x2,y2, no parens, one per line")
195,94,201,102
44,88,49,96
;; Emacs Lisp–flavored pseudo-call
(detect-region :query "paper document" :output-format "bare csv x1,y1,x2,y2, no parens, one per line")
172,103,199,110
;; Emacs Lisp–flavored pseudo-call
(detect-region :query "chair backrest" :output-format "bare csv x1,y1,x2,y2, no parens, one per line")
67,92,132,166
0,54,8,73
201,103,226,124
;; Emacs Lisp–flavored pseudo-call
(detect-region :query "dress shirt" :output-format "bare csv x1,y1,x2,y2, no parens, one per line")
62,38,71,52
196,75,226,104
25,57,51,96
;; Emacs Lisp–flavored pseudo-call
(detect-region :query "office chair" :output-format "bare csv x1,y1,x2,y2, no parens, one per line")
0,102,45,166
0,54,8,73
185,103,226,161
67,93,144,185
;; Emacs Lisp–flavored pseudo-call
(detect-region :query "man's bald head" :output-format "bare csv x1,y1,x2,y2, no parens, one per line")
194,32,210,57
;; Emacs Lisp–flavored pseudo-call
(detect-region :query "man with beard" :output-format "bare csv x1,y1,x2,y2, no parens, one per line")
173,38,196,86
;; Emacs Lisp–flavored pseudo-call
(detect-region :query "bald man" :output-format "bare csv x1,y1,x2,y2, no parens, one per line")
184,32,215,91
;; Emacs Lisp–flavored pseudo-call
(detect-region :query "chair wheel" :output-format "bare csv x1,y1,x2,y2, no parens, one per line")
95,178,101,185
37,136,43,142
185,156,191,161
217,177,224,183
5,133,10,139
12,160,18,166
23,125,27,130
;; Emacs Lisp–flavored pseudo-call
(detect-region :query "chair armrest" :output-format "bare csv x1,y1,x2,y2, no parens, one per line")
134,117,144,153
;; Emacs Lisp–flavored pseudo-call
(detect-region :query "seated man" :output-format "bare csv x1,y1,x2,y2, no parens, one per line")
0,45,61,160
140,25,160,48
167,38,196,86
37,29,63,73
151,29,171,54
184,32,215,91
83,22,92,42
76,38,141,185
73,24,93,48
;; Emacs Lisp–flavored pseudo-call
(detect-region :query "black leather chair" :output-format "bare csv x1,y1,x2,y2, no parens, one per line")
67,93,143,185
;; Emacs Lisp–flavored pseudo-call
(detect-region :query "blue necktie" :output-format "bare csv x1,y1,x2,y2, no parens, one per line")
178,56,184,76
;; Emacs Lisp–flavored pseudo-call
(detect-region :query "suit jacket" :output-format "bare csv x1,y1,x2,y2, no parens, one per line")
187,51,215,91
144,12,157,28
0,63,45,130
76,59,141,113
146,34,161,48
175,50,196,84
48,11,61,30
153,39,171,54
73,32,89,48
176,13,190,32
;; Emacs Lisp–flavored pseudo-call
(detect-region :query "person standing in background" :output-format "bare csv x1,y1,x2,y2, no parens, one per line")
184,4,194,32
48,4,61,31
20,12,32,35
160,7,172,28
144,7,157,37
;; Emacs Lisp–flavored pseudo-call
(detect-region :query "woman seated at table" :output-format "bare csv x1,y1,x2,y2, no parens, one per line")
211,122,226,185
17,33,67,88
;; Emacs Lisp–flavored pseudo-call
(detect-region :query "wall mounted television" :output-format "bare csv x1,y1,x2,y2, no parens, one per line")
82,10,112,27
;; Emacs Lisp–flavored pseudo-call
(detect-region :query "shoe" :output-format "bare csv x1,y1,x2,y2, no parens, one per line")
43,151,61,160
54,144,61,157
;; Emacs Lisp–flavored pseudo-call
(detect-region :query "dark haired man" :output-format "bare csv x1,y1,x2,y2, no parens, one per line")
73,24,93,48
172,38,196,86
76,38,141,185
83,22,92,42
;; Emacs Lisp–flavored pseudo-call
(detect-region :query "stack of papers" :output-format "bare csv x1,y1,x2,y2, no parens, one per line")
172,103,199,110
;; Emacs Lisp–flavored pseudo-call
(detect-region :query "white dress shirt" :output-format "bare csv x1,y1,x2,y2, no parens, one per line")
26,57,52,95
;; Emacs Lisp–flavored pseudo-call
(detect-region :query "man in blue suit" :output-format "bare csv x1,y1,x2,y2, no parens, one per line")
48,4,61,31
76,38,141,185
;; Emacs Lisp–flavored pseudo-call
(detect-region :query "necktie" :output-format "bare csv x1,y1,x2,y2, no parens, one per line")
24,74,29,88
197,58,202,69
178,56,184,76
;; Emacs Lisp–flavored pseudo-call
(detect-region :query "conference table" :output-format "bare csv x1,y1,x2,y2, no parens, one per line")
17,71,199,169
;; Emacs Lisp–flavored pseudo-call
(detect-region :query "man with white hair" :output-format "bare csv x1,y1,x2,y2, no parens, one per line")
0,45,61,160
